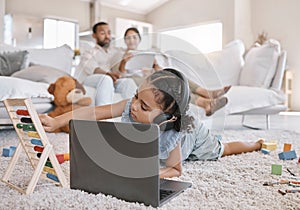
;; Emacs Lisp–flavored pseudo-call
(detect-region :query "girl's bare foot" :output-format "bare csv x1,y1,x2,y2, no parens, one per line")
207,85,231,98
196,97,228,116
256,138,264,150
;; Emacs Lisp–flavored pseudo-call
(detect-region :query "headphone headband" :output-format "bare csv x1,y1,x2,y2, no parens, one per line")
163,68,190,114
151,68,190,131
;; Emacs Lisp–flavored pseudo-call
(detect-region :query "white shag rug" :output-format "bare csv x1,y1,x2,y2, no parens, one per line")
0,129,300,210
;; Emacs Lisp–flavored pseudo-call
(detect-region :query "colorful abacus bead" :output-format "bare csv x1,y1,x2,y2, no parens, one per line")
28,131,40,138
16,123,36,131
20,117,33,123
16,110,29,116
46,173,59,182
33,146,44,153
30,139,43,146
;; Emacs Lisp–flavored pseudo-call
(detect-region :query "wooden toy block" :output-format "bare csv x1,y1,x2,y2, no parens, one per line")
262,142,277,151
2,146,16,157
1,98,67,194
283,143,291,152
261,148,270,154
2,148,10,157
10,146,16,155
278,150,297,160
271,164,282,175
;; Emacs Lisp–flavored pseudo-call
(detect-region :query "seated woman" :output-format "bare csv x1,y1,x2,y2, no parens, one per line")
119,27,230,116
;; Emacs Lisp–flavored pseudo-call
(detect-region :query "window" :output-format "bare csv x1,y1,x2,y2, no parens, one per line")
43,18,78,49
159,22,222,54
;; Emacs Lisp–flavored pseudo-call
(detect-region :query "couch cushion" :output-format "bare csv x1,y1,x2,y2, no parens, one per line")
0,51,28,76
225,86,285,114
11,65,69,84
206,40,245,86
239,40,281,88
161,50,219,89
270,51,287,90
27,44,73,73
0,77,53,101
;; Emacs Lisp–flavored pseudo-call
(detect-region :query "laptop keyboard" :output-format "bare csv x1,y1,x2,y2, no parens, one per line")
160,189,175,200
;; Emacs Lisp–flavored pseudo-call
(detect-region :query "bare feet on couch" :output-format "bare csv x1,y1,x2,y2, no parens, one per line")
208,85,231,98
196,96,228,116
195,85,231,99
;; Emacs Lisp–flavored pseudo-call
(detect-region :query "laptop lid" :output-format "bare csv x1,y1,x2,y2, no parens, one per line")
69,120,160,207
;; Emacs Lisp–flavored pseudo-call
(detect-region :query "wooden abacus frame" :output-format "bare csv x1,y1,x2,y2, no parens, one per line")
1,98,68,194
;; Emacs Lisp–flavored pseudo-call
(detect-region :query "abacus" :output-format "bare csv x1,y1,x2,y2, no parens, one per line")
1,98,68,194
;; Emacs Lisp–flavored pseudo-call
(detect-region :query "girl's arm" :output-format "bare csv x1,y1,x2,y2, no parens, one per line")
159,142,182,178
40,99,129,132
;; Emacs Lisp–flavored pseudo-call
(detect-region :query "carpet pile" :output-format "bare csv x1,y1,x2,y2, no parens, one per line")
0,129,299,209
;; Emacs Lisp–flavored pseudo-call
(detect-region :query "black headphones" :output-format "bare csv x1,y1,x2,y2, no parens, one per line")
152,68,190,131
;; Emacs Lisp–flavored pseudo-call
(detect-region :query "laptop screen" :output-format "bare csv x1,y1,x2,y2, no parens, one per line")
69,120,160,206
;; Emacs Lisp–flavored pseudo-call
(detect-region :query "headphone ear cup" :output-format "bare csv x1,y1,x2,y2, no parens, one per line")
153,113,174,131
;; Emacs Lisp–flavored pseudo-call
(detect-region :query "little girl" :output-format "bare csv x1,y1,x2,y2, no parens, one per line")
40,68,263,178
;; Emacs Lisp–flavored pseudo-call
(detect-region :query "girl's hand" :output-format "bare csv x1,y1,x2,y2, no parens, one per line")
39,114,59,132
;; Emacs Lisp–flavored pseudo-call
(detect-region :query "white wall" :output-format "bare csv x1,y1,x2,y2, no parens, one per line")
4,0,146,35
0,0,5,44
234,0,253,48
146,0,235,47
251,0,300,110
5,0,90,31
101,5,146,38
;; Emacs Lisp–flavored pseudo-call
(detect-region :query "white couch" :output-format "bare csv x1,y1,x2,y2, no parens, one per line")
0,44,96,124
161,39,287,129
0,39,287,129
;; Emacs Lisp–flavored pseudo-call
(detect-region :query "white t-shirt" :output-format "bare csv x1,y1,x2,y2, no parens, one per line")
74,45,123,82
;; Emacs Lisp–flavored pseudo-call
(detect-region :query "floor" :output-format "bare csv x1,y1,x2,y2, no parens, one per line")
222,113,300,132
1,112,300,132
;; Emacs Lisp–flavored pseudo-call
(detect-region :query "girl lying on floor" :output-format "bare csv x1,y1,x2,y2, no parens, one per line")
40,68,263,178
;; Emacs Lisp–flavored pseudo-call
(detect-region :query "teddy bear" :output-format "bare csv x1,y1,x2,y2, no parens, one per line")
47,75,92,133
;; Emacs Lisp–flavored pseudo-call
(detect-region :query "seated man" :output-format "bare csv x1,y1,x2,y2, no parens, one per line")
74,22,137,105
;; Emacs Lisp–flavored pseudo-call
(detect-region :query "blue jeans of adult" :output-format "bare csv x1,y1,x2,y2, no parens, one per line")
83,74,137,105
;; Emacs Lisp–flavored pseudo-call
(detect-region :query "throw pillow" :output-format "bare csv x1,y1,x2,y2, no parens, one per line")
11,65,69,84
206,40,245,86
163,50,217,89
239,39,281,88
27,44,74,73
0,51,28,76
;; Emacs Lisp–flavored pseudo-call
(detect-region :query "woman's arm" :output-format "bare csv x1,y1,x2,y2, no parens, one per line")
119,59,127,73
40,99,129,132
159,142,182,178
119,51,133,73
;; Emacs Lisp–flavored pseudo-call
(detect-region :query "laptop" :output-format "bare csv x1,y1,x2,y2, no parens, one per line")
69,120,192,207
